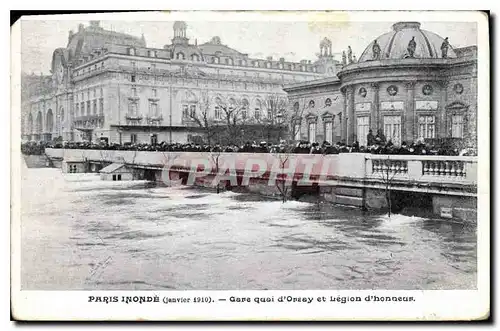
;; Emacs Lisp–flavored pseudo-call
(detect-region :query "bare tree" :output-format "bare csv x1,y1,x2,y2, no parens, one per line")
256,93,289,143
216,97,248,145
210,150,223,194
377,156,399,217
187,90,219,146
273,152,292,203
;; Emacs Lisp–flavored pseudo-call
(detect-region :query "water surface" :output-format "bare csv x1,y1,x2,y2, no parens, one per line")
20,167,477,290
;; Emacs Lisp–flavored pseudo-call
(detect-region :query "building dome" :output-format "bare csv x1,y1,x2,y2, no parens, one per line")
358,22,456,62
173,21,187,30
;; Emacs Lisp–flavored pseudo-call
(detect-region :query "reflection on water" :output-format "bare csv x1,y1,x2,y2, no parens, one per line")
21,167,476,290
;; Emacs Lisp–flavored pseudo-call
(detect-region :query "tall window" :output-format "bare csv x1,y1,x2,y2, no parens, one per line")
357,116,370,146
149,102,158,117
152,88,157,98
267,109,272,120
189,104,196,117
241,99,249,120
215,105,222,119
128,102,138,115
451,114,464,138
254,109,261,120
130,134,137,143
80,102,85,116
418,115,436,139
325,98,332,107
383,115,402,146
309,100,315,108
86,101,91,115
176,52,185,60
128,48,136,56
93,100,97,115
131,75,136,82
151,134,158,145
308,122,316,142
75,103,80,117
325,121,333,143
99,98,104,116
182,105,189,118
294,123,301,141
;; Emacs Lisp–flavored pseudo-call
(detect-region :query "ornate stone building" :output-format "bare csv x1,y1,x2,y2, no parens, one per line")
284,22,477,148
21,21,340,144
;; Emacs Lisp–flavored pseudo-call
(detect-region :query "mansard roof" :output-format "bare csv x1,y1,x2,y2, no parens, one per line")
66,22,146,61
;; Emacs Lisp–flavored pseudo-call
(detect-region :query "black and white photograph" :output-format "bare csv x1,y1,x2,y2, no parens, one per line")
10,10,490,321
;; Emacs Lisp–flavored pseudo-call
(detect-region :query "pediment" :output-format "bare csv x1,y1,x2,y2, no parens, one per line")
445,101,469,110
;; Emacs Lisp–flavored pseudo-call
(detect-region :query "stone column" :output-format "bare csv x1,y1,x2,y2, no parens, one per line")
341,87,347,142
438,80,449,139
405,81,416,142
370,82,379,131
345,86,355,144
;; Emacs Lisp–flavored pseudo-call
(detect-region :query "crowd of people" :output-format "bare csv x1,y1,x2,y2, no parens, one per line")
21,134,477,157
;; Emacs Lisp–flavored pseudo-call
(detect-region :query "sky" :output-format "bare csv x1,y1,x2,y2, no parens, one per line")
20,14,478,75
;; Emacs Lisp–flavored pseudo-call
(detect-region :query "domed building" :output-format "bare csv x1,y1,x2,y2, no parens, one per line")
284,21,477,148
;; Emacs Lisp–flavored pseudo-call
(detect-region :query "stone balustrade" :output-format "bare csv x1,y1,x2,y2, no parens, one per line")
365,154,477,184
44,149,478,187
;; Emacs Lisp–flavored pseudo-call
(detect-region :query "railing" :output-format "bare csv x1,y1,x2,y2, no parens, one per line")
43,149,478,188
365,154,477,184
422,160,466,178
371,159,409,176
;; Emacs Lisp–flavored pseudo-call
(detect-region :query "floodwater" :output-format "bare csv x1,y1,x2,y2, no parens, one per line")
20,166,477,290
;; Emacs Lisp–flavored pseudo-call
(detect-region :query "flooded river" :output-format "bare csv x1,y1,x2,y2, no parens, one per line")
20,167,477,290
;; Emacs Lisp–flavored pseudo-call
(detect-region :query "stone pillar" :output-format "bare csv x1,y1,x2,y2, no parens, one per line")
438,80,449,138
370,82,380,131
345,86,355,144
405,81,416,142
341,87,347,142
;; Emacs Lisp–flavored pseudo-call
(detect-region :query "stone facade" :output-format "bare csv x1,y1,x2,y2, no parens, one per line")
21,21,340,144
284,22,477,148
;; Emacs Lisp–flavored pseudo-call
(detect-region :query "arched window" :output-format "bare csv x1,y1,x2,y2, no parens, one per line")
293,102,299,112
325,98,332,107
60,107,65,122
309,100,315,108
176,52,185,60
46,109,54,132
191,54,199,61
254,99,262,120
214,97,222,119
241,98,249,119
